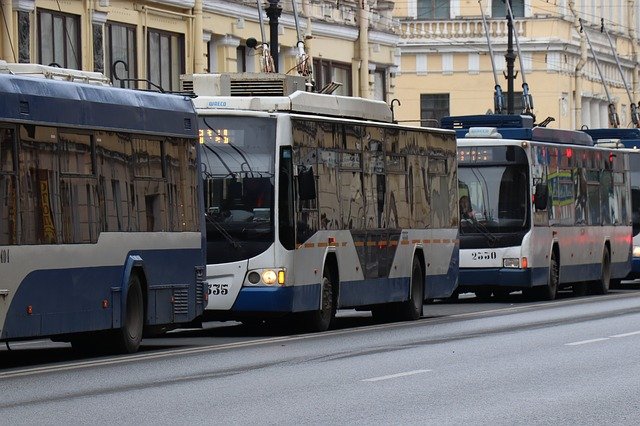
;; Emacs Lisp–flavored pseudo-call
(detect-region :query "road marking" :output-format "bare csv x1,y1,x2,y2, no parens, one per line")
565,337,610,346
610,330,640,338
362,369,432,382
1,291,638,380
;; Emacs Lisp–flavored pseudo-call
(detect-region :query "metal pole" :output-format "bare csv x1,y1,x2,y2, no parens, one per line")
266,0,282,72
505,0,515,114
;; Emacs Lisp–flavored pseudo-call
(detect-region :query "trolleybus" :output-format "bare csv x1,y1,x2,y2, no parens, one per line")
0,63,206,353
188,73,459,330
443,114,632,300
583,128,640,279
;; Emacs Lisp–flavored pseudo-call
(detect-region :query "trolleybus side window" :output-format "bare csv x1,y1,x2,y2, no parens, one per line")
0,128,17,245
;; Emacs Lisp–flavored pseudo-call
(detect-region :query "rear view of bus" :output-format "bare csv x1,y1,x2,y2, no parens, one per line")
0,63,206,353
444,115,631,300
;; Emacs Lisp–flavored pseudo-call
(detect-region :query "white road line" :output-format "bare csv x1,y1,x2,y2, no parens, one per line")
610,330,640,338
565,337,610,346
362,369,432,382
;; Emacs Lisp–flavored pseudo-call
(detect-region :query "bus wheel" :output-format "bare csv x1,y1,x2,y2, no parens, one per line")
304,269,335,332
591,247,611,295
540,251,559,301
115,274,144,353
397,256,424,321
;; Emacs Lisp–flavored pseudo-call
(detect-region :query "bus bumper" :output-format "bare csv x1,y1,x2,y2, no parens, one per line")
231,284,320,313
459,267,534,289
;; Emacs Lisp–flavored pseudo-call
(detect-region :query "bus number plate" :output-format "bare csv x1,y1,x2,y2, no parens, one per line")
471,250,497,261
208,283,229,296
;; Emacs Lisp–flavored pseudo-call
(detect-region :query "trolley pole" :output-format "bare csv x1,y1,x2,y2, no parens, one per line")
505,0,516,114
266,0,282,72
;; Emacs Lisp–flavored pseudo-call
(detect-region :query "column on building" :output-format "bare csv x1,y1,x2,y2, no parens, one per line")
14,0,35,63
92,10,108,73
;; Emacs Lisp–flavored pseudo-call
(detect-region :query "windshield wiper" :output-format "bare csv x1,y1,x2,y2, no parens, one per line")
461,216,500,247
205,213,242,249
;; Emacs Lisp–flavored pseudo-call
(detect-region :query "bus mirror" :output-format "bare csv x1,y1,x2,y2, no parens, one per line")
534,183,548,211
298,166,316,201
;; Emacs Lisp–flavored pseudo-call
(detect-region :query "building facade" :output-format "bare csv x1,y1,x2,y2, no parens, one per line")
2,1,639,131
394,0,640,130
0,0,399,100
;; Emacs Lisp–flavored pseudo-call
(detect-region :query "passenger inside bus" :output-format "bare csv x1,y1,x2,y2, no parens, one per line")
459,195,475,220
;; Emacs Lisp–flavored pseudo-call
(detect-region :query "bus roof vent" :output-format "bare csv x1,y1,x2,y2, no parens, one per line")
0,61,111,85
594,139,626,149
441,114,534,130
465,127,502,139
181,73,308,97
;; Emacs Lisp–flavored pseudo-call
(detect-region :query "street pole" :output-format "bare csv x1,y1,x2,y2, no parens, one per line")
505,0,515,114
266,0,282,72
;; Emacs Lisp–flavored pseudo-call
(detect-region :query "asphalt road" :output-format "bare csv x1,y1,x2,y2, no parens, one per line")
1,286,640,424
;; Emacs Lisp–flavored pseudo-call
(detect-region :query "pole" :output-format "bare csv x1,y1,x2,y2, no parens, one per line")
266,0,282,72
505,0,515,114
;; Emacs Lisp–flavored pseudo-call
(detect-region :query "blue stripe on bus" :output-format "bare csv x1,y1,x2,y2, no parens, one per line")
2,248,201,340
459,260,630,290
232,274,459,314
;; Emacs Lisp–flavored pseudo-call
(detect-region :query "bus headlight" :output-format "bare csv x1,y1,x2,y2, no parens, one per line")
503,258,520,268
262,270,277,285
633,246,640,258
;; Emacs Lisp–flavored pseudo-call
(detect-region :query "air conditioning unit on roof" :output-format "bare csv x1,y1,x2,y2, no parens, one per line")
181,72,308,97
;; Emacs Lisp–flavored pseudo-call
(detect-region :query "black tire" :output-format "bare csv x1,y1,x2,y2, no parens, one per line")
591,247,611,295
114,274,144,353
304,268,335,332
538,250,559,301
397,256,424,321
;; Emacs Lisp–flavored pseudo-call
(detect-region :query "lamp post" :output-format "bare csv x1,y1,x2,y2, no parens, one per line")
265,0,282,72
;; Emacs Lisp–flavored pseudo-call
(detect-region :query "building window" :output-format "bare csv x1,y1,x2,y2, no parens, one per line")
106,22,137,88
492,0,524,18
373,69,387,101
37,9,81,69
417,0,450,19
147,29,185,92
420,94,449,127
313,58,352,96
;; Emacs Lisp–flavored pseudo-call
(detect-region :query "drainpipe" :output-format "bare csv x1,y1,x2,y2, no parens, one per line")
1,0,16,62
194,0,205,73
629,0,639,107
358,0,370,98
569,0,587,128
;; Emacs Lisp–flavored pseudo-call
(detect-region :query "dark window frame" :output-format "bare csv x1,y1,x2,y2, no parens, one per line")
147,28,185,92
37,8,81,69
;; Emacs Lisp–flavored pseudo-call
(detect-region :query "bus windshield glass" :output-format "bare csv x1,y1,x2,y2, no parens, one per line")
458,164,530,233
199,115,276,263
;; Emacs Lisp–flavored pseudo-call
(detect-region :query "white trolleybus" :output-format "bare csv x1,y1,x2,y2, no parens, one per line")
442,114,632,300
0,63,206,353
583,128,640,280
186,73,459,331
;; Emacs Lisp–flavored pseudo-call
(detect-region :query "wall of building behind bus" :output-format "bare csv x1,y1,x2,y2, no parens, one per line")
0,0,399,101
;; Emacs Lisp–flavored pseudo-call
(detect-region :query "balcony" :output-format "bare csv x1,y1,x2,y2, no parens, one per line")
400,18,527,42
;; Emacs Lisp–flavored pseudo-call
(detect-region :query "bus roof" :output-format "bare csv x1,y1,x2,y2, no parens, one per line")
0,72,197,137
442,114,594,146
582,128,640,149
191,90,394,123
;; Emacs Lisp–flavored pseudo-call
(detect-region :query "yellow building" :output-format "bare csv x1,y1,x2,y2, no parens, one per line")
0,0,399,100
394,0,640,130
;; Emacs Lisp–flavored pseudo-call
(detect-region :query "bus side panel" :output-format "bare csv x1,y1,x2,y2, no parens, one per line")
2,266,120,339
1,247,202,340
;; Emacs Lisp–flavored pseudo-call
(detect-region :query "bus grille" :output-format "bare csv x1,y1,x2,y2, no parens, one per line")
173,289,189,316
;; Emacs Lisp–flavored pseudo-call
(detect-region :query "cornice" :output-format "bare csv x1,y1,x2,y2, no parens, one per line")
147,0,195,9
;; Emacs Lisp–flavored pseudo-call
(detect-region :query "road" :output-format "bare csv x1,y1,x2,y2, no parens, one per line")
1,287,640,424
